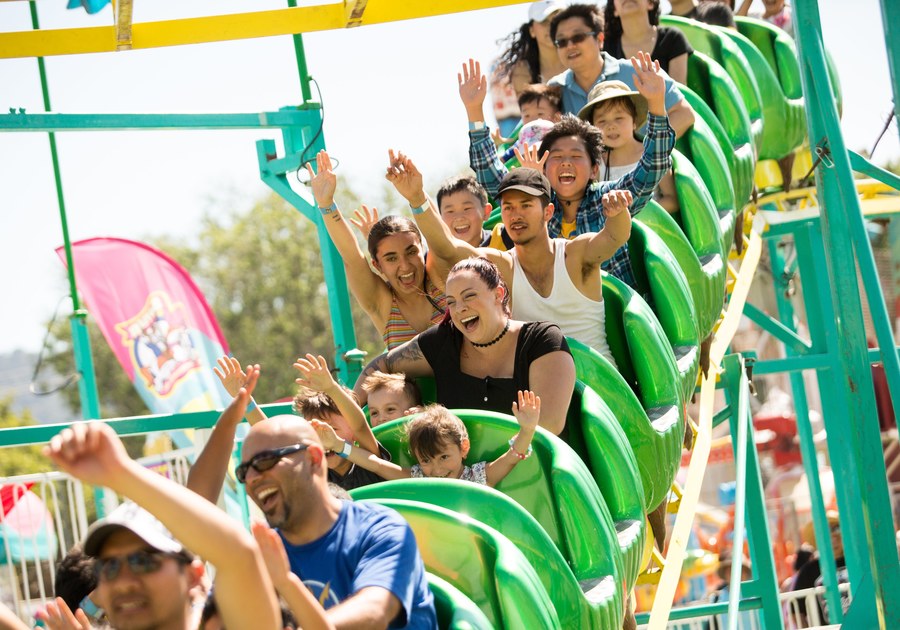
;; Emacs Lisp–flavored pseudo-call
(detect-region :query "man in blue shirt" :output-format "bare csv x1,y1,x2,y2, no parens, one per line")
546,3,695,137
240,415,437,629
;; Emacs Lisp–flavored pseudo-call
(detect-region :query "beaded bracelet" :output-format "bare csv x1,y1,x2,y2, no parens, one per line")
508,435,533,460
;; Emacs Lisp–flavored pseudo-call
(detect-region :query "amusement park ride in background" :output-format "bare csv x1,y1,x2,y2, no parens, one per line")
1,0,900,628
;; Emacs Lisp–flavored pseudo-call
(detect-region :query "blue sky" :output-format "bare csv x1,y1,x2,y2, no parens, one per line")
0,0,897,354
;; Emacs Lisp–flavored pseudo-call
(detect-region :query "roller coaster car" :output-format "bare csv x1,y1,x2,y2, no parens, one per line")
426,573,495,630
354,478,624,629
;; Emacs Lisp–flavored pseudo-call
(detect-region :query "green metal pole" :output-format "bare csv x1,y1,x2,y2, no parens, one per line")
767,236,842,621
28,1,100,421
793,1,900,625
877,0,900,141
286,0,313,104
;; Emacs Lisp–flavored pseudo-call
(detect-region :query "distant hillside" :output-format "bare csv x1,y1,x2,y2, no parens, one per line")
0,350,77,424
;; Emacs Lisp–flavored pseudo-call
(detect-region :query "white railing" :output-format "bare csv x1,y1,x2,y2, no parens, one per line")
0,447,195,623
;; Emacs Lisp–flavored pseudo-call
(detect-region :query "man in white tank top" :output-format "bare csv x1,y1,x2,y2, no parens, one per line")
384,154,630,365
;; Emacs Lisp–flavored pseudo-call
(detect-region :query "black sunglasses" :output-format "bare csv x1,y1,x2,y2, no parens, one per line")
95,549,174,582
554,31,597,49
236,443,309,484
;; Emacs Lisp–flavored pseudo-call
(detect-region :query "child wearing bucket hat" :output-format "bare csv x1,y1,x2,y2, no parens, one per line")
578,80,679,213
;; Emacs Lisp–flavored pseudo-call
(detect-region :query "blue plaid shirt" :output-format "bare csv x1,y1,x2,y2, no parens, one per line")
469,113,675,288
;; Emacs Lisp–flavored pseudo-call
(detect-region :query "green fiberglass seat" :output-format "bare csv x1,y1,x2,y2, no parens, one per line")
354,479,624,629
427,573,495,630
673,96,737,256
636,203,723,339
671,149,727,262
363,498,560,630
661,16,764,155
567,340,682,522
626,220,699,402
679,84,753,213
719,22,805,159
371,410,632,592
683,52,756,208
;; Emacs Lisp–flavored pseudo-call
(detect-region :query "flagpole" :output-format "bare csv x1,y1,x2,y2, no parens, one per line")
29,1,101,420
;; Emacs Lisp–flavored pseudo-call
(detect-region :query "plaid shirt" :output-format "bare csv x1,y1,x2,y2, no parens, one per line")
469,113,675,288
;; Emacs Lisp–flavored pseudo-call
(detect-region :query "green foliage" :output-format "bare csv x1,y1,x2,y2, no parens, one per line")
47,190,384,417
0,399,47,476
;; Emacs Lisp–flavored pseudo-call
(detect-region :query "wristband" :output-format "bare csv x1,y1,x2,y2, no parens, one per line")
319,202,337,215
246,399,258,412
508,435,533,460
468,121,486,131
410,199,429,215
337,441,353,459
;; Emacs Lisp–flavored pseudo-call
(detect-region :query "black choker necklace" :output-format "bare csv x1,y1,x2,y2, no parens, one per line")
470,319,510,348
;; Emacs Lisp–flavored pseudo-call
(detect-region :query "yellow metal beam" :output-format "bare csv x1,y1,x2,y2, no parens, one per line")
0,0,529,59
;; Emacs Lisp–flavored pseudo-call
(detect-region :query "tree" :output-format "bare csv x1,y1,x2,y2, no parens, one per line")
47,189,386,418
0,398,47,476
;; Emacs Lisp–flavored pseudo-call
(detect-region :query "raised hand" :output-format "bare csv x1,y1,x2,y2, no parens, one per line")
251,521,292,590
309,419,343,452
630,51,666,116
44,422,130,489
458,58,488,113
512,390,542,433
34,598,91,630
514,144,549,172
304,150,338,208
214,356,250,397
349,205,380,240
385,149,426,205
293,354,337,393
602,189,633,218
492,127,512,148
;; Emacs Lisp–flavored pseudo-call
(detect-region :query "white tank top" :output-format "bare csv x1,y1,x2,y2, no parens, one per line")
510,239,616,366
601,160,640,183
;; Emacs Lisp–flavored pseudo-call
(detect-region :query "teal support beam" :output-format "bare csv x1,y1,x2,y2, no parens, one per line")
848,151,900,191
0,110,316,132
877,0,900,141
768,238,842,620
29,0,100,421
0,403,295,448
742,303,812,355
722,354,782,630
257,137,362,385
793,1,900,623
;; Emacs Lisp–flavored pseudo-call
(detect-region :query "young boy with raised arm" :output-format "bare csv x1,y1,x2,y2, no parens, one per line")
459,53,674,289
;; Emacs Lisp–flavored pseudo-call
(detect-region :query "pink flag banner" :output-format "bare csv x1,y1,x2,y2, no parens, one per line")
57,238,231,414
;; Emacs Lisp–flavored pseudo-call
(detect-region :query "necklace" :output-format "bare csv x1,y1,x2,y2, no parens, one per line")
470,319,510,348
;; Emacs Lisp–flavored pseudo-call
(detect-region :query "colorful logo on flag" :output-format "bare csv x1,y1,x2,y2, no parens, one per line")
115,291,202,398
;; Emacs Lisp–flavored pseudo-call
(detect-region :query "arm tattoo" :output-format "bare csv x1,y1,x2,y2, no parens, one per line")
385,339,424,372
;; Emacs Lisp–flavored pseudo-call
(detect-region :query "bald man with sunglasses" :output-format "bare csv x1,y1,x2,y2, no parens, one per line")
186,364,436,630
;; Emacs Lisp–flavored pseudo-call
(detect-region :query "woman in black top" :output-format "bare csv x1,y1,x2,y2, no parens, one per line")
355,257,575,436
603,0,693,85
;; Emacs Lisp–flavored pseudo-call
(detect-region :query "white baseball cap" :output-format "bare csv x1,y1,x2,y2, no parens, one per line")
528,0,567,23
83,502,184,557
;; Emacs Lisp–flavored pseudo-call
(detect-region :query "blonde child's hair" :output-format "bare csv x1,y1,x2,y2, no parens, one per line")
292,386,356,419
405,405,468,461
361,371,423,407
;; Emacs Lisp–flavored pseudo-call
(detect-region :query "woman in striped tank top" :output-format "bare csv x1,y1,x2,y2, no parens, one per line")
306,151,447,350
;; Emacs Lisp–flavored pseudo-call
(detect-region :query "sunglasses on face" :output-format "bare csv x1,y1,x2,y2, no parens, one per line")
236,443,309,484
554,31,597,49
95,549,172,582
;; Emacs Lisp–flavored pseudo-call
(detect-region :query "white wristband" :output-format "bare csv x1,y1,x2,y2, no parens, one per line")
337,441,353,459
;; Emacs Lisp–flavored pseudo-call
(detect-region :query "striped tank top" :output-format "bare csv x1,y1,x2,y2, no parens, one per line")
382,275,447,350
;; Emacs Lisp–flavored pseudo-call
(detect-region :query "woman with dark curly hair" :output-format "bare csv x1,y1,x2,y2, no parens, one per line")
495,1,568,95
602,0,692,85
